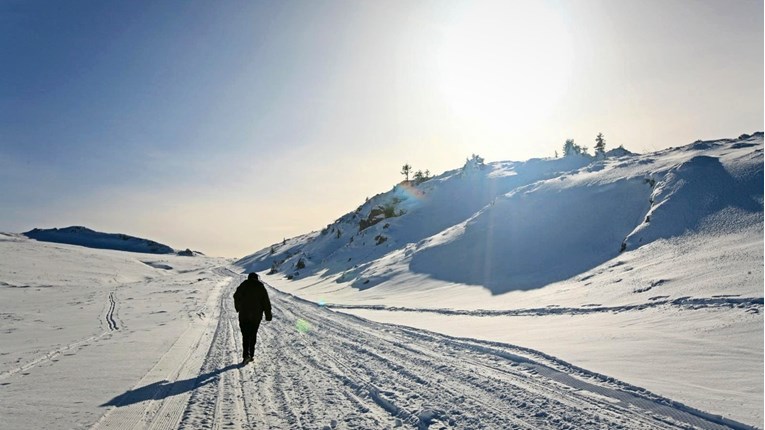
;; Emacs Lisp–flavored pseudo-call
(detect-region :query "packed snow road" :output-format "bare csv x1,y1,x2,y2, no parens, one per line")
93,268,749,430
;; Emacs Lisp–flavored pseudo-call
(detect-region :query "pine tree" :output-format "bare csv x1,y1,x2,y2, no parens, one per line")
563,138,591,157
401,164,412,181
595,132,606,156
562,139,576,156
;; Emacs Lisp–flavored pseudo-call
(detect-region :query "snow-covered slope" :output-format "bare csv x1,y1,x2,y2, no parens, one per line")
23,226,179,254
238,133,762,296
0,233,230,429
237,132,764,426
1,235,756,429
1,133,760,429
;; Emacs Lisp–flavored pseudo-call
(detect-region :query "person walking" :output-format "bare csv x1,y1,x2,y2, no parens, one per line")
233,272,272,365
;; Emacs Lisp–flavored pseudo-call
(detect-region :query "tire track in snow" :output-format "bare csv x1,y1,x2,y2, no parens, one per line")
88,266,755,430
90,276,227,430
220,317,250,429
207,268,386,428
279,294,608,429
179,274,260,430
208,296,249,430
235,283,393,429
281,294,582,428
260,284,753,429
275,301,443,428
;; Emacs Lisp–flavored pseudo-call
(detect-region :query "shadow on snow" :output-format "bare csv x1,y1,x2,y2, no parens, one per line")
100,363,240,408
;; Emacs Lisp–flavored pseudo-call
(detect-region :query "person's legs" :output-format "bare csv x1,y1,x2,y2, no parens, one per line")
248,319,262,359
239,317,251,361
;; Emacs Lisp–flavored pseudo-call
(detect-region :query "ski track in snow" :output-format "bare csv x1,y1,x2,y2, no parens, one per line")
106,291,119,331
0,289,124,381
90,267,754,430
0,332,110,381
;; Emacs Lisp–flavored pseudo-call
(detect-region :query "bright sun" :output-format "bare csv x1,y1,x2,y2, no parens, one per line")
435,1,573,135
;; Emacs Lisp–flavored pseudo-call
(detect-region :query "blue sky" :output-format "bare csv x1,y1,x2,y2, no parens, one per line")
1,0,762,256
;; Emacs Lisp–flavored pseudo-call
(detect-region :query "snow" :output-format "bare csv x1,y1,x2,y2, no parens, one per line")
239,133,764,427
262,219,764,426
0,234,229,429
5,235,752,429
23,226,178,254
0,133,762,429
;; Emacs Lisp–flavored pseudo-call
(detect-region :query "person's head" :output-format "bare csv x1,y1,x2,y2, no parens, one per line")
248,272,258,281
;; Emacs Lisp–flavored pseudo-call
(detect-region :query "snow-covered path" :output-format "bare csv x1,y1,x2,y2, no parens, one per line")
90,268,752,430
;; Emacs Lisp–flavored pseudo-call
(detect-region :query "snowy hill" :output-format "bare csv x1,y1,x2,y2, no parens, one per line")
237,132,763,426
238,132,763,295
2,234,755,429
23,226,180,255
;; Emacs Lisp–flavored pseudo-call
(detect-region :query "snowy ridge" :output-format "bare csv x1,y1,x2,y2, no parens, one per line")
23,226,179,254
238,133,763,296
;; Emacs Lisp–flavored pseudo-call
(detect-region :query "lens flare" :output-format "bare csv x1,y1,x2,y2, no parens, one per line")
397,182,426,201
295,318,311,334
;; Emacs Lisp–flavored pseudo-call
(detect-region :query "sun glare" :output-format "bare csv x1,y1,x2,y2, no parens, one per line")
435,2,573,135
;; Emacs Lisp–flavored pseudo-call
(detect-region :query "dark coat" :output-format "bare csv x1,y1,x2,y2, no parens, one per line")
233,278,272,321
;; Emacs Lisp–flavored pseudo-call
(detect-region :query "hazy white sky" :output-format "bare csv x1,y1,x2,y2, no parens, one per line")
1,0,762,257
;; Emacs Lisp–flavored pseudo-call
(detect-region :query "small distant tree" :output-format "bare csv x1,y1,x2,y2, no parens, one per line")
424,169,430,178
268,261,279,275
562,139,578,156
413,170,424,183
401,164,412,181
595,132,606,157
463,154,485,170
554,150,558,158
562,138,592,157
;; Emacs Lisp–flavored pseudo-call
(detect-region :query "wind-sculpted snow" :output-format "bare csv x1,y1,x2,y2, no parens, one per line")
623,155,763,251
410,177,652,293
